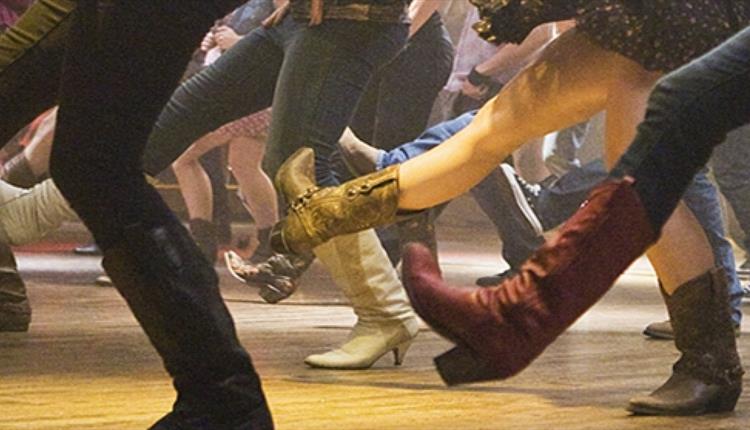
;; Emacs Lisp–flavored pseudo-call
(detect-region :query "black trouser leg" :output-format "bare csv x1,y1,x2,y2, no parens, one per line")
48,1,271,427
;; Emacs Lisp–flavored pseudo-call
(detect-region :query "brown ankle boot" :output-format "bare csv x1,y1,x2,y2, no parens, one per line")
400,179,656,385
270,148,401,255
188,218,218,264
628,269,744,415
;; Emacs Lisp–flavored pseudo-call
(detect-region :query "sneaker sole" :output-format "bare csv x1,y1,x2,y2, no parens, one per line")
500,164,544,235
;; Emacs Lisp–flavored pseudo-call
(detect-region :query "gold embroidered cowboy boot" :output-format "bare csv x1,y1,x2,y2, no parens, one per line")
270,147,402,255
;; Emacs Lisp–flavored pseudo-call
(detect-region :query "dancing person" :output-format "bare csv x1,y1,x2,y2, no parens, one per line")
0,0,419,372
338,109,746,337
172,0,277,263
270,2,749,415
140,0,429,370
3,0,276,427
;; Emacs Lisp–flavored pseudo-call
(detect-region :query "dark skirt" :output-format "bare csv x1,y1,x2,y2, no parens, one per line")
576,1,750,71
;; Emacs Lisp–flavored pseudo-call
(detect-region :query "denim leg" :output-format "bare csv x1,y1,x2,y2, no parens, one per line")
711,125,750,252
142,23,283,175
376,110,477,169
362,14,454,152
264,18,407,186
536,159,608,229
470,167,546,269
541,120,590,178
682,171,743,325
612,27,750,231
0,0,75,144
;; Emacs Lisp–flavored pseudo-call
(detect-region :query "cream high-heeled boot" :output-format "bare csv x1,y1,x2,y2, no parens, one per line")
305,229,419,369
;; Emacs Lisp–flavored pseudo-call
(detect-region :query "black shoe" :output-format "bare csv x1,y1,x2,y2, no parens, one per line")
644,319,741,340
189,218,218,264
248,227,274,264
74,242,102,256
499,164,543,235
225,251,313,303
475,269,517,287
150,407,273,430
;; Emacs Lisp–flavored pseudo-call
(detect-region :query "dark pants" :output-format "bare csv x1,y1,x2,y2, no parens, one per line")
712,125,750,253
348,11,453,263
350,12,454,151
143,14,408,187
8,0,272,423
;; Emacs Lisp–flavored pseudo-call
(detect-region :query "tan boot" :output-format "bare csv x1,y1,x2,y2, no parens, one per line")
304,230,418,369
270,148,402,256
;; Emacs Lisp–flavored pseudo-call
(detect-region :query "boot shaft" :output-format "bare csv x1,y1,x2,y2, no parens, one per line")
666,268,744,386
102,222,270,422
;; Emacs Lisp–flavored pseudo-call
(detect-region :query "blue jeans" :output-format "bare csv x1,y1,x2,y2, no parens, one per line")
381,110,744,324
143,14,407,187
712,124,750,254
350,12,454,151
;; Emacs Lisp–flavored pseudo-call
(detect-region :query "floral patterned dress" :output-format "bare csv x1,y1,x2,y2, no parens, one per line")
576,1,750,71
473,0,750,71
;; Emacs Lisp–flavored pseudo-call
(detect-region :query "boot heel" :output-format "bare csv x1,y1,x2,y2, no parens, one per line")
258,283,289,304
392,340,413,366
434,346,504,386
707,385,742,413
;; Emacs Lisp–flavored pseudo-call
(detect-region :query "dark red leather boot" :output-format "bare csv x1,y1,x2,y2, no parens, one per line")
401,179,657,385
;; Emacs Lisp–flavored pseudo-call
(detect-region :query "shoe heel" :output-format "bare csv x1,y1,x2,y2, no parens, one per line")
434,346,506,386
392,340,413,366
258,283,288,304
707,385,742,413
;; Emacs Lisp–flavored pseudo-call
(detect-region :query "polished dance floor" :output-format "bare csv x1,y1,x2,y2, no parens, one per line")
1,199,748,430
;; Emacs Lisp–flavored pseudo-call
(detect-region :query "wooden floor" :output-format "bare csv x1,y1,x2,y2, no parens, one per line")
1,205,749,429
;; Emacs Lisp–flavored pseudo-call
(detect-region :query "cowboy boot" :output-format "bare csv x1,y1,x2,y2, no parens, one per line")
271,147,417,367
400,178,657,385
304,230,418,369
188,218,218,264
102,221,273,429
270,148,402,256
0,242,30,332
628,269,744,415
224,250,314,304
248,227,274,264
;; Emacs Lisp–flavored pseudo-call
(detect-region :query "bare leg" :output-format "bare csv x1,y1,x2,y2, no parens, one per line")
603,61,714,291
228,136,278,229
23,107,57,177
172,131,229,221
398,30,620,209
